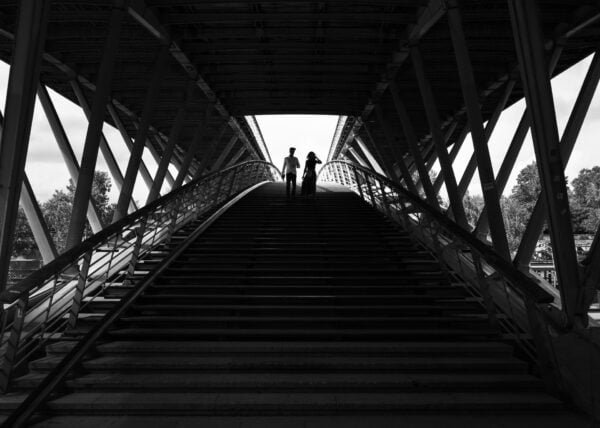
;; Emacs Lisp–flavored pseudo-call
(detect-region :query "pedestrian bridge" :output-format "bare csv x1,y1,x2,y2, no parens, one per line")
0,0,599,426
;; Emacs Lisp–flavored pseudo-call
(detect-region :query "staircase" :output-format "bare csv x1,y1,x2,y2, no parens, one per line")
1,183,587,427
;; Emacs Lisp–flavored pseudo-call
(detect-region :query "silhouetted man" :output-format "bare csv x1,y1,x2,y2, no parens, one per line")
281,147,301,198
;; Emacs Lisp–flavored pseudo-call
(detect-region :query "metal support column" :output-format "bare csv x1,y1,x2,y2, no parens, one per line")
411,44,468,228
106,103,154,190
150,133,178,185
20,176,58,263
147,84,193,203
37,85,105,232
69,79,136,213
195,122,230,178
226,147,247,168
113,43,169,221
173,104,214,188
354,136,386,176
508,0,582,325
0,0,49,289
431,124,469,194
361,122,397,179
457,79,516,198
213,135,238,172
514,51,600,267
347,146,371,170
447,2,510,258
389,81,440,209
65,1,125,250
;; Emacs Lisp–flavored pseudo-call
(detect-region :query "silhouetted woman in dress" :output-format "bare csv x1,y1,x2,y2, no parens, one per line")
301,152,322,197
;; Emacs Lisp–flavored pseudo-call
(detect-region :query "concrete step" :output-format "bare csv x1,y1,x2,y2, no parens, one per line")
33,391,569,414
29,354,528,373
45,340,516,357
14,372,545,392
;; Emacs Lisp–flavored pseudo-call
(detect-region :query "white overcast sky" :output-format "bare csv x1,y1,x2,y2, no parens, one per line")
0,53,598,204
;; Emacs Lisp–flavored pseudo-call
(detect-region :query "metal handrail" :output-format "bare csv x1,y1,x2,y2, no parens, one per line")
320,160,552,303
320,160,600,419
0,160,280,392
1,181,265,428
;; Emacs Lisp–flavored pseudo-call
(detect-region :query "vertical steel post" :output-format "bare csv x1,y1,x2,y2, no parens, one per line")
456,79,516,198
389,81,440,209
37,84,105,232
147,84,194,203
66,1,126,249
447,2,510,258
508,0,582,325
361,121,397,180
20,176,58,263
195,122,230,178
354,136,386,176
213,135,239,172
69,79,136,213
106,103,154,190
514,51,600,267
67,250,93,329
411,44,469,228
431,124,469,194
0,0,49,290
226,147,247,168
113,44,170,221
173,104,214,188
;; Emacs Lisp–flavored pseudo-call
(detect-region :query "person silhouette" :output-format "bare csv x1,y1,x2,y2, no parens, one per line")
301,152,322,197
281,147,301,198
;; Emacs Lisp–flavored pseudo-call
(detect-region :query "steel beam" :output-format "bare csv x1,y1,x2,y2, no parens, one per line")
411,44,468,228
457,79,516,198
146,134,176,188
213,135,239,172
127,0,260,161
389,81,440,209
0,0,49,290
195,121,230,179
346,147,369,169
474,45,565,240
173,105,215,188
226,146,247,168
508,0,582,325
113,43,169,221
514,51,600,268
361,122,397,179
20,176,58,263
354,136,386,176
106,102,154,191
349,141,375,171
36,85,105,233
432,125,469,194
374,106,418,194
447,2,510,258
65,1,125,250
69,79,136,213
146,84,193,203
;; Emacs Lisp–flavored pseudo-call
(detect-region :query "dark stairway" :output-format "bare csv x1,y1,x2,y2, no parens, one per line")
5,183,587,427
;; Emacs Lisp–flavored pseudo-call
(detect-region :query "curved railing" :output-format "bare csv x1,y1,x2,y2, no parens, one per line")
0,160,280,391
320,160,600,418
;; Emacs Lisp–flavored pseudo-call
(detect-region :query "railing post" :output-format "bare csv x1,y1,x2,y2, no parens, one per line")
67,250,93,329
365,174,377,207
352,165,365,200
123,217,148,286
0,293,29,392
379,181,393,218
227,168,239,197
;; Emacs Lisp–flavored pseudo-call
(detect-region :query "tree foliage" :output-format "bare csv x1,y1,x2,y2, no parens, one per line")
12,171,114,257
